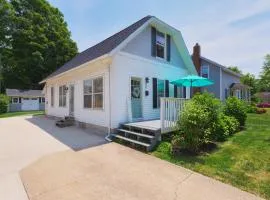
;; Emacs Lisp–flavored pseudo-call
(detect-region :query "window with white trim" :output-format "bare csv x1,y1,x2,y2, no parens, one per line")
59,85,67,107
201,65,209,78
84,76,103,109
157,79,165,108
12,97,19,104
51,87,54,107
156,31,166,59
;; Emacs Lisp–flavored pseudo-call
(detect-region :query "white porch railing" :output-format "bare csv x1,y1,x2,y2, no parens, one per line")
160,98,188,133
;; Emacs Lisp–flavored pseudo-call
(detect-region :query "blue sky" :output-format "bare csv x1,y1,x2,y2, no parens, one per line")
48,0,270,77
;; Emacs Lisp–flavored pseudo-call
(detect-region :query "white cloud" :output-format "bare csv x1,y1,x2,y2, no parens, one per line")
177,0,270,77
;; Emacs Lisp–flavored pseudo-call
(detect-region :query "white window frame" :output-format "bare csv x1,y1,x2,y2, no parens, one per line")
201,65,210,79
156,30,167,60
59,85,67,107
83,76,104,110
12,97,19,104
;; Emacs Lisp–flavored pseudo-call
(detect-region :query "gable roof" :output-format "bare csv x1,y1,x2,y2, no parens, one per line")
43,15,152,81
6,89,44,97
200,56,242,78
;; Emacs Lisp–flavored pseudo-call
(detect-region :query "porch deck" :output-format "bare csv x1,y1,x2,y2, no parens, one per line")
123,120,161,132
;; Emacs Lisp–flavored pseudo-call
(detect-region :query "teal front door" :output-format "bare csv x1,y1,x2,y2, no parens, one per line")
131,78,142,119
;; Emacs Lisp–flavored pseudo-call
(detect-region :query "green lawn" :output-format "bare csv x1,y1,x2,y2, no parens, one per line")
0,110,44,118
152,109,270,199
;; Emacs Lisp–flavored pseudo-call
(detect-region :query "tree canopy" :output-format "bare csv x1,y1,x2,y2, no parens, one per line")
227,66,242,74
240,73,257,95
258,54,270,92
0,0,77,91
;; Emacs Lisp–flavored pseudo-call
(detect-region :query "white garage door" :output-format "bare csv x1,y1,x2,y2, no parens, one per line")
22,98,39,111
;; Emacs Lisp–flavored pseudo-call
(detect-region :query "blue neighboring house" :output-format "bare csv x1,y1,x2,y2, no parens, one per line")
192,43,251,101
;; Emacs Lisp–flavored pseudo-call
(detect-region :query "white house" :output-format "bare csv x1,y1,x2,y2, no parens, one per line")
41,16,197,139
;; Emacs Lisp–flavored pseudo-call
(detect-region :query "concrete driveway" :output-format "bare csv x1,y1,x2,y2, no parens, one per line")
21,144,262,200
0,115,107,200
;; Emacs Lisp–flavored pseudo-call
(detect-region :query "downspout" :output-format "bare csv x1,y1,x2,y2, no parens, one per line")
105,63,112,142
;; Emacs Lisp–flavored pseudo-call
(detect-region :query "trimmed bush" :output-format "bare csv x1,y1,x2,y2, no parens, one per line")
175,101,211,153
256,108,267,114
0,94,9,114
174,93,221,153
210,114,240,141
246,104,257,113
223,97,247,127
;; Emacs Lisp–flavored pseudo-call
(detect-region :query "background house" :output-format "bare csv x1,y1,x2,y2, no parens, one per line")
6,89,45,112
192,43,250,101
256,92,270,103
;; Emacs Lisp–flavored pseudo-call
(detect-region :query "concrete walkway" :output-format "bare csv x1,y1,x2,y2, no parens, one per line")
21,143,263,200
0,115,107,200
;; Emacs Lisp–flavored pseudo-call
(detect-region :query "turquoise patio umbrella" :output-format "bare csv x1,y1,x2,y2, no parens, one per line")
170,75,214,88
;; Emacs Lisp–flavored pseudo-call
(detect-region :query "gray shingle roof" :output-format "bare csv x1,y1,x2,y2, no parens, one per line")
6,89,44,97
44,15,152,81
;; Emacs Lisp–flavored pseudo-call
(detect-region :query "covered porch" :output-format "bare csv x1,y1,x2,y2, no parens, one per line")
228,83,251,102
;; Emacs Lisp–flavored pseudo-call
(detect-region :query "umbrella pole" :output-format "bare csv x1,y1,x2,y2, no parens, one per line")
190,80,193,98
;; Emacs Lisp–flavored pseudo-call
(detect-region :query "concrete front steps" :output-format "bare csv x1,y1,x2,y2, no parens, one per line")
112,123,160,152
56,116,75,128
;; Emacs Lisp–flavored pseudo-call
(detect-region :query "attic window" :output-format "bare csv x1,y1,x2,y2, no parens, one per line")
156,31,165,59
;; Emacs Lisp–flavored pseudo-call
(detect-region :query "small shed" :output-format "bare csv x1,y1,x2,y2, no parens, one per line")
6,89,45,112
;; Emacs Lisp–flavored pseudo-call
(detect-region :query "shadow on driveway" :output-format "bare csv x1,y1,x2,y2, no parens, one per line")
26,116,108,151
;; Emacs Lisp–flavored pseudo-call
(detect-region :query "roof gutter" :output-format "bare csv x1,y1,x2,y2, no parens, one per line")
39,54,110,84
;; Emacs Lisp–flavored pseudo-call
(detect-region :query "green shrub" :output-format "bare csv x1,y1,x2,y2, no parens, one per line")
174,93,221,153
246,104,257,113
175,101,210,153
256,108,267,114
0,94,9,114
210,114,240,141
223,97,247,127
192,92,221,123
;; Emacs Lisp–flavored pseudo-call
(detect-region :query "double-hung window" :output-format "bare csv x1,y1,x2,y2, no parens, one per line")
201,65,209,78
157,79,165,108
59,85,66,107
84,76,103,109
156,31,166,59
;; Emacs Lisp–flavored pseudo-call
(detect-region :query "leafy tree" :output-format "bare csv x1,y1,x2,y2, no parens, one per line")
0,0,13,49
1,0,78,89
258,54,270,92
240,73,257,95
227,66,242,74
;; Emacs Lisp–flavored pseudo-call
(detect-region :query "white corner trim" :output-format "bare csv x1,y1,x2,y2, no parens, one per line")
220,67,222,100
